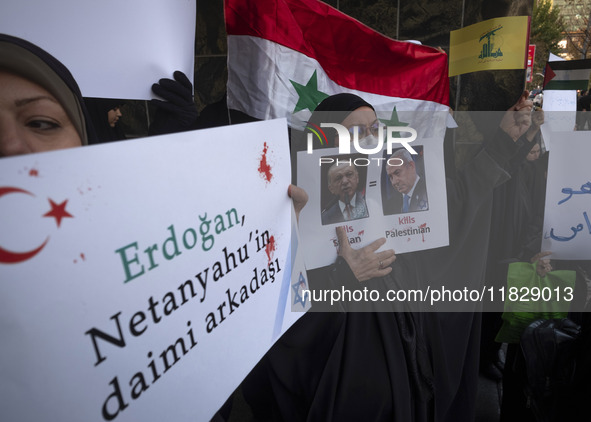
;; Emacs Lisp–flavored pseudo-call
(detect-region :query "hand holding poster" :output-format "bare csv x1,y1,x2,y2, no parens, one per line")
225,0,451,270
296,110,449,269
0,120,305,421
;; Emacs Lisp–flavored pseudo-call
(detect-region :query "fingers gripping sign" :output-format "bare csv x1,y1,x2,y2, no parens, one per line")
336,226,396,282
531,108,545,128
531,251,553,278
287,184,308,223
500,90,536,141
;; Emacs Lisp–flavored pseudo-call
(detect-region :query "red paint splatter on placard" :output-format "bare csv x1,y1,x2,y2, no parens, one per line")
419,223,427,242
265,235,276,263
258,142,273,183
29,168,39,177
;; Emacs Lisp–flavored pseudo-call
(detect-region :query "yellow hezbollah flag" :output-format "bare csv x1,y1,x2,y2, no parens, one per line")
449,16,530,77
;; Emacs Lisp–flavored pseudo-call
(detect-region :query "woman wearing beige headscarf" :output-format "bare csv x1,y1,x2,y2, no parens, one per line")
0,33,96,157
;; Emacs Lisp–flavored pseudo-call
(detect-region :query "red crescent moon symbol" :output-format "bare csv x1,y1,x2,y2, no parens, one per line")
0,186,49,264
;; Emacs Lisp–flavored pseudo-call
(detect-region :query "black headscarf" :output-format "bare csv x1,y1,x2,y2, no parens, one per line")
0,33,96,145
306,93,375,148
291,93,375,182
84,98,127,144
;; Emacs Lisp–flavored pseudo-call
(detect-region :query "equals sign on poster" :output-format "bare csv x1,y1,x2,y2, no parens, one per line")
369,181,377,188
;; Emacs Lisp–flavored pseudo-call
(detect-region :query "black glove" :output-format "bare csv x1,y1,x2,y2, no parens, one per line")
149,70,199,135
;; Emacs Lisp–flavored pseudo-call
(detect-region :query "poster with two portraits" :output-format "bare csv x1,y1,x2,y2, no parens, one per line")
296,111,450,270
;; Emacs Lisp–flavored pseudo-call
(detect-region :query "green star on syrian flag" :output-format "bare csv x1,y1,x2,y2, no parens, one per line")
379,107,409,138
290,70,329,113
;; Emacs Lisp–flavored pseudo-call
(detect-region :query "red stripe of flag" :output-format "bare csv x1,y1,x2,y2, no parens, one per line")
224,0,449,106
543,62,556,88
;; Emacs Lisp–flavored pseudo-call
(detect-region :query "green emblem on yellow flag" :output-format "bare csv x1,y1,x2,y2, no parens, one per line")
449,16,530,77
478,26,503,60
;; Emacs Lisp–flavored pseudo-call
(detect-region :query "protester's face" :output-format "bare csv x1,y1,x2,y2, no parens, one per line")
526,143,540,161
328,164,359,202
337,106,379,146
108,107,122,127
0,71,82,157
387,158,417,194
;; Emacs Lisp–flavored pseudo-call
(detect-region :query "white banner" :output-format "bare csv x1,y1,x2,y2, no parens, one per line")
296,121,449,269
542,130,591,259
540,91,577,151
0,0,195,99
0,119,307,421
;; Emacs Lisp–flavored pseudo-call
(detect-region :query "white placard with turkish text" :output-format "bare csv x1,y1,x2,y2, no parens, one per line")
0,119,306,421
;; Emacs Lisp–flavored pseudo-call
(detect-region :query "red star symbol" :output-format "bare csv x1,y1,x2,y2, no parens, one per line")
43,198,73,227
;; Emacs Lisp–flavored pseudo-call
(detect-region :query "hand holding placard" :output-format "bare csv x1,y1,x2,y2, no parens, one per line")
335,226,396,281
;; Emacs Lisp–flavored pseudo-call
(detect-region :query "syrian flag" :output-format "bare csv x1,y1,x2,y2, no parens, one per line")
224,0,450,129
543,58,591,90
